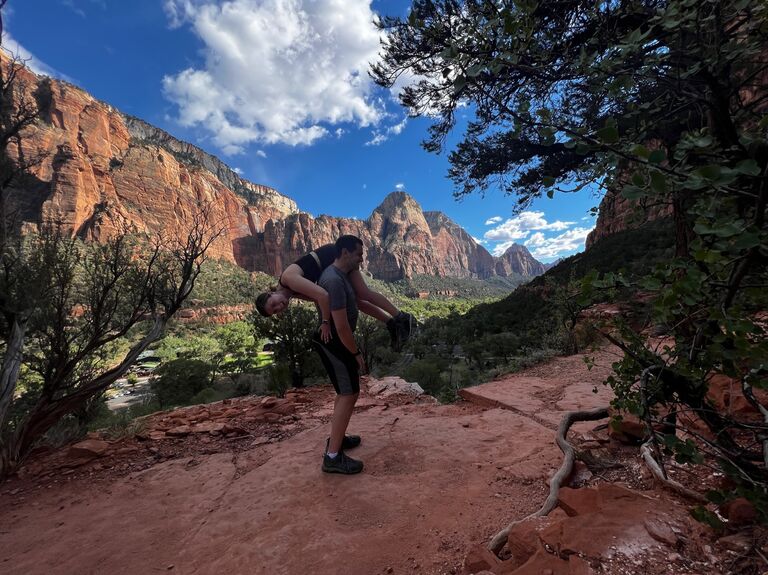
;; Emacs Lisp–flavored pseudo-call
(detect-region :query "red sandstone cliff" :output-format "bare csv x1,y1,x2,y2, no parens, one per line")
585,189,672,249
6,55,544,282
494,244,546,277
5,52,297,264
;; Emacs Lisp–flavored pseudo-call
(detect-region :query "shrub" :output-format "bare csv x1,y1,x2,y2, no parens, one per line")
151,358,212,408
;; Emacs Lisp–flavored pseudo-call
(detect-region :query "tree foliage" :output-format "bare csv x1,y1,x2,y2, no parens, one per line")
251,302,318,387
376,0,768,514
0,14,220,476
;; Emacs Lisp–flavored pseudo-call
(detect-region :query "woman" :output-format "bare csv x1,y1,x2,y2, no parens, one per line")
255,240,413,350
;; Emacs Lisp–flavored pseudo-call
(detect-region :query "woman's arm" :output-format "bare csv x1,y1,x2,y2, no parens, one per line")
280,264,332,341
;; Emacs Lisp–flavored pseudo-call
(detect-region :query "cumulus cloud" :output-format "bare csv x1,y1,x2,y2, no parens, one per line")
394,182,405,191
484,211,574,242
233,166,244,174
490,241,516,257
524,227,594,260
485,216,502,225
255,150,267,158
365,116,407,146
162,0,385,153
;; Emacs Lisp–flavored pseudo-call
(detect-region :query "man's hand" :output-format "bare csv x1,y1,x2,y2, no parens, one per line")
319,322,331,343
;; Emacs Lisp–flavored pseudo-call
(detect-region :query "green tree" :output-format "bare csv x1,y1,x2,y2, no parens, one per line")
151,358,213,409
376,0,768,520
0,32,220,475
252,303,317,388
213,321,257,378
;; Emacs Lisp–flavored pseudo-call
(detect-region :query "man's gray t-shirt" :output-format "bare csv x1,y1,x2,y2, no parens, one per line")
317,265,358,335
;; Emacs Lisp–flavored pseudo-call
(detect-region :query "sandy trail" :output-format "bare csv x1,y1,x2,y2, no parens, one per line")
1,348,632,575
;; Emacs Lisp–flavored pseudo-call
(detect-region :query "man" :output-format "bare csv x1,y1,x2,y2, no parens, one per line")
313,235,368,474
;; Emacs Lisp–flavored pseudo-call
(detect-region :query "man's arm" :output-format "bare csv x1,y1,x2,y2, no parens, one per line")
332,308,367,375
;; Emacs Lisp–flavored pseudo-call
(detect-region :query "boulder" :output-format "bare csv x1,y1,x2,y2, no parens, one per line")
166,425,192,437
67,439,109,460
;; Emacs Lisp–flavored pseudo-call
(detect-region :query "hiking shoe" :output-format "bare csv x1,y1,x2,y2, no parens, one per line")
322,451,364,474
395,312,414,347
325,435,361,451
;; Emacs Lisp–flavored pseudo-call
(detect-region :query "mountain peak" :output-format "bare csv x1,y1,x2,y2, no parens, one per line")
374,191,422,214
494,243,545,277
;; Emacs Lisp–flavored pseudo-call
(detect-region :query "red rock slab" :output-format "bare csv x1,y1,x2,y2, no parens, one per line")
459,377,549,414
542,485,685,561
555,382,614,413
0,405,558,575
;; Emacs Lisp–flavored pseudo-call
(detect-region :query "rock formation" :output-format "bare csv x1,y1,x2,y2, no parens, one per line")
6,54,545,281
247,192,543,282
585,188,671,249
493,244,546,277
5,51,297,264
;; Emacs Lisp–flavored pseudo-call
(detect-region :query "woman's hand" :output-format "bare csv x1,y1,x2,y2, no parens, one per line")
320,322,332,343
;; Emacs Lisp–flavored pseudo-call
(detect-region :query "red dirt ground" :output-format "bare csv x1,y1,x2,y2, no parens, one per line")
0,347,763,574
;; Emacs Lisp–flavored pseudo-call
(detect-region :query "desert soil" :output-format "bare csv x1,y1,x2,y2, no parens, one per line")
0,347,760,575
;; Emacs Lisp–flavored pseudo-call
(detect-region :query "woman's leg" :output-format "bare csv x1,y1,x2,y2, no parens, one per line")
348,269,400,318
357,299,391,323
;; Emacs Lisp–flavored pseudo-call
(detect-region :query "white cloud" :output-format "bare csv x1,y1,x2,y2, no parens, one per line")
490,241,515,257
61,0,86,17
255,150,267,158
523,227,594,260
471,236,485,245
484,211,574,242
485,216,502,225
365,133,387,146
162,0,384,152
394,182,405,191
0,34,74,81
233,166,244,174
365,116,407,146
335,128,345,138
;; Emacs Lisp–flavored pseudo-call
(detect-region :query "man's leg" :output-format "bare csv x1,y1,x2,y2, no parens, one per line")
314,336,364,474
328,393,359,454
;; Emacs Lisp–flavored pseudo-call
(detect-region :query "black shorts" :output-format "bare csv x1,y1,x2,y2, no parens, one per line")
312,334,360,396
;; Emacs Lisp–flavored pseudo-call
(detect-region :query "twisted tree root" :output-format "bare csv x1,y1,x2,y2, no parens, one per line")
640,440,707,503
488,406,609,556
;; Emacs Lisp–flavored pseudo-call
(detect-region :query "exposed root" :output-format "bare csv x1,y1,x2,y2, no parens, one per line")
488,406,609,556
640,440,707,503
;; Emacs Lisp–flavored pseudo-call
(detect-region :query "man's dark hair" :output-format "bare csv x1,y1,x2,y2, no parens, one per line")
255,292,272,317
335,235,363,258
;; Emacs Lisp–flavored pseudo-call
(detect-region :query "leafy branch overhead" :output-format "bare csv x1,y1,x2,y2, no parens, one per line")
373,0,768,207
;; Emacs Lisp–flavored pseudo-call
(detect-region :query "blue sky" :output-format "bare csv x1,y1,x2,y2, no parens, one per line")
3,0,599,262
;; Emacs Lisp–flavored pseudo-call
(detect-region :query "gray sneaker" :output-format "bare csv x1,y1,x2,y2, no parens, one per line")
322,451,364,474
326,435,361,451
386,317,402,351
396,312,414,346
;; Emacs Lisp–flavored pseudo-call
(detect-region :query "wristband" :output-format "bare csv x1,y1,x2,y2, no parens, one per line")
321,319,329,324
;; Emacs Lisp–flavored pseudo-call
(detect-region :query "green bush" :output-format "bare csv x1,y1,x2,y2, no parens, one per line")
151,358,212,408
266,364,291,398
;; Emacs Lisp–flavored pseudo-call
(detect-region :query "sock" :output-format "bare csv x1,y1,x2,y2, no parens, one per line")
327,452,338,459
